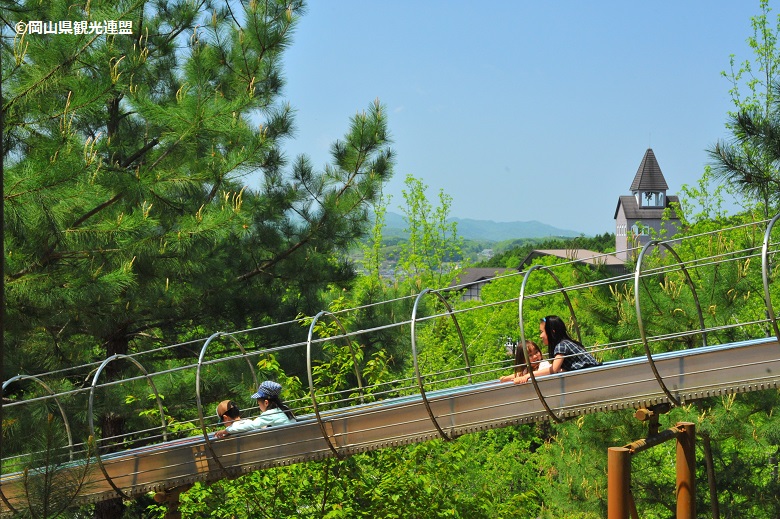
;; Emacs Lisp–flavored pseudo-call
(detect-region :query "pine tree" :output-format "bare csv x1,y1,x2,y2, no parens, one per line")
2,0,392,516
709,0,780,217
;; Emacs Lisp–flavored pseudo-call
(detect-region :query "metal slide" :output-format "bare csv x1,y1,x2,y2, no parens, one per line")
2,336,779,510
1,213,779,514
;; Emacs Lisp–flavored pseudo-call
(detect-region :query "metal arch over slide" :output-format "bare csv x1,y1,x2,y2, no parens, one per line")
0,375,75,459
0,374,76,515
518,264,581,424
88,354,168,500
634,240,708,408
410,288,472,442
306,310,367,458
195,332,258,476
762,212,780,343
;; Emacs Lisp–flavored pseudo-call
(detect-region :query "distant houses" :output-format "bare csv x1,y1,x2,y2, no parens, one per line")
519,249,627,275
450,148,681,301
449,268,518,301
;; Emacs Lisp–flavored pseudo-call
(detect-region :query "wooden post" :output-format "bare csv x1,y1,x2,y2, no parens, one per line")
154,485,192,519
628,491,640,519
702,431,720,519
676,422,696,519
612,414,695,517
608,447,631,519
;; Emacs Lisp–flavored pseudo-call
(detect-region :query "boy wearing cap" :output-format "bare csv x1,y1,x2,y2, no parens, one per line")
214,381,295,438
215,399,242,426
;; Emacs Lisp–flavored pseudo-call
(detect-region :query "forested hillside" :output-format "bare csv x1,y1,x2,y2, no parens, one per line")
379,210,582,241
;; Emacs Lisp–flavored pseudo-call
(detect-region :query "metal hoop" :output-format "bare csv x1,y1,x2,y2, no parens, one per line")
634,240,707,407
1,375,75,458
518,264,580,424
195,332,258,475
762,212,780,342
0,375,77,514
409,288,471,442
305,310,368,458
88,354,168,500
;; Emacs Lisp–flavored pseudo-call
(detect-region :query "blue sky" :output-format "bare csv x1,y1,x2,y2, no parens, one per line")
279,1,763,236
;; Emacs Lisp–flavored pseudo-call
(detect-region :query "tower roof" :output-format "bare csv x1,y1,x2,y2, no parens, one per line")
629,148,668,192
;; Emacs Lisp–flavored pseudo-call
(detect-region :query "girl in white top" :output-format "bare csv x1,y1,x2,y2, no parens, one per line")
499,340,551,384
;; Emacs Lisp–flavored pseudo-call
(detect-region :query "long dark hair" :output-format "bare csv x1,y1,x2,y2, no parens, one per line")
266,395,296,421
542,315,583,358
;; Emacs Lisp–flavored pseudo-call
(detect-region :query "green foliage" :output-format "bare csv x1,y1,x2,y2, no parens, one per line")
3,0,393,370
396,175,466,291
161,427,547,519
711,0,780,215
723,0,780,116
678,167,739,225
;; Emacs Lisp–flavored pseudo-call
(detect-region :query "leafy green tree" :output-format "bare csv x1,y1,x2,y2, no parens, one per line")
396,175,465,291
677,167,735,225
313,174,470,376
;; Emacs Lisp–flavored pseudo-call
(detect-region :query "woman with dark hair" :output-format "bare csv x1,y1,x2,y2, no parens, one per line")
214,381,296,438
540,315,599,372
513,315,599,384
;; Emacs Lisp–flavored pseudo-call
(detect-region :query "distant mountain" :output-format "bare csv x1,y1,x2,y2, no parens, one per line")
381,212,582,241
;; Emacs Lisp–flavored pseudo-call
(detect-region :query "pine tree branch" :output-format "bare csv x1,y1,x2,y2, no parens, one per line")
146,133,186,172
71,193,124,229
3,169,81,201
120,138,159,168
2,34,101,115
237,231,316,282
8,134,160,279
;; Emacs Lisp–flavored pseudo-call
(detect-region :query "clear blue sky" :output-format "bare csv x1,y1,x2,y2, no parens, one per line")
279,1,762,236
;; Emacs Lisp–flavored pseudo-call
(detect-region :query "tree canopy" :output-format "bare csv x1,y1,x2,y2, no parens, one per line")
3,0,393,365
2,1,392,516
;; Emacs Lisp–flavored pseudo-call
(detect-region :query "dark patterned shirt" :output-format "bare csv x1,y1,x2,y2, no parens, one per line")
553,339,600,371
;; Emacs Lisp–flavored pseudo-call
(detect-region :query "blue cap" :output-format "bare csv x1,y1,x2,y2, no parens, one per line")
251,380,282,400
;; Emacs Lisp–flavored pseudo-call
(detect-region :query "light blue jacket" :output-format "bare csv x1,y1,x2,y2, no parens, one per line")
225,407,293,434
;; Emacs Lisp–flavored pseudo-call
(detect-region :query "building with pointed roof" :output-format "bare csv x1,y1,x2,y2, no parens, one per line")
614,148,680,260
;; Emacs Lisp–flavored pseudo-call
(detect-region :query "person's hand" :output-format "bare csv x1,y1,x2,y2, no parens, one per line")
499,374,514,383
514,374,530,385
214,429,229,439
